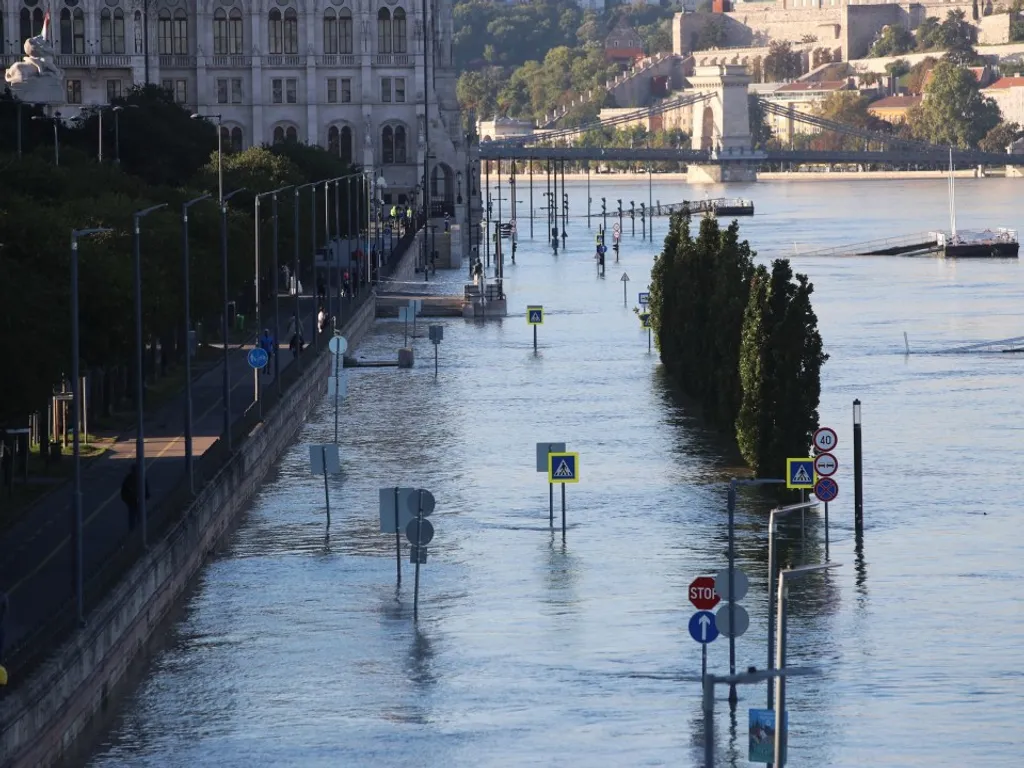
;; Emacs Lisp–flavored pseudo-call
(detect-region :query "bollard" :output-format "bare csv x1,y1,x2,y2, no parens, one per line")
853,399,863,533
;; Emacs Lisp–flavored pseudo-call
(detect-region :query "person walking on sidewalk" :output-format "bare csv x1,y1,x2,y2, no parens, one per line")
121,463,150,533
287,314,305,360
258,328,275,376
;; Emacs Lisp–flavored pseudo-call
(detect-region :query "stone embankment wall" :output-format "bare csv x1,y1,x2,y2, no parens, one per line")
0,295,381,768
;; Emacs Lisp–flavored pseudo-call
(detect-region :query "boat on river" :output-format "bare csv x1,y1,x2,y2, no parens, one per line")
930,150,1019,259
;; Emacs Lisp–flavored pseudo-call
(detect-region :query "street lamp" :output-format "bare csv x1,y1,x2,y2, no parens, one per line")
254,185,293,413
271,185,293,394
111,105,138,165
219,188,246,452
70,226,112,626
294,181,317,359
191,112,224,203
181,193,211,493
766,500,818,708
774,563,841,767
132,202,169,549
31,111,61,166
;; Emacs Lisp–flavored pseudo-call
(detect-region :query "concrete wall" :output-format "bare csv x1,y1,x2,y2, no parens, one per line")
842,4,906,59
979,13,1012,45
0,297,378,768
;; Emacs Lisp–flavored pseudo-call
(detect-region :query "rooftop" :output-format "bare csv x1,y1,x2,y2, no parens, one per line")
984,76,1024,90
868,95,922,109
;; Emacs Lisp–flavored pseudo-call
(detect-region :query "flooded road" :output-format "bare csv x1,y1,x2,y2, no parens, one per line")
88,178,1024,767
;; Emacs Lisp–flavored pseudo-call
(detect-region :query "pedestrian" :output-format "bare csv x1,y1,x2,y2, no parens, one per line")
287,314,305,359
342,270,351,298
120,462,150,533
317,305,327,334
258,328,274,376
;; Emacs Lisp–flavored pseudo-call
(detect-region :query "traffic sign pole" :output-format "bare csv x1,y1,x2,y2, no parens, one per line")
414,491,423,621
322,445,331,531
394,486,401,587
534,324,537,353
561,483,566,541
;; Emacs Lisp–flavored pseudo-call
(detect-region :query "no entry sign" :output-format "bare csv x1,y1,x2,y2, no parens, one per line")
689,576,720,611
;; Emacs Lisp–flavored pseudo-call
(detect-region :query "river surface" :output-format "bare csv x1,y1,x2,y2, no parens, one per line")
87,178,1024,767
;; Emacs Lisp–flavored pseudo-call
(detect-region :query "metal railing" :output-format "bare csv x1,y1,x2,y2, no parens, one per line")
210,55,253,68
374,53,412,66
159,54,196,68
0,230,418,690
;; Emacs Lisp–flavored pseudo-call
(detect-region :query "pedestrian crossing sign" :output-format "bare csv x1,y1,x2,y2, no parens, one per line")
527,305,544,325
786,458,815,489
548,452,579,484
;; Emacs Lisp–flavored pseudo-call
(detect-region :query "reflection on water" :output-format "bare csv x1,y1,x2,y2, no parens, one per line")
88,179,1024,767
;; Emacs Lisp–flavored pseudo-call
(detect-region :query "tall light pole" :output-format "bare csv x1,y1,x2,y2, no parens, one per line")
70,226,112,626
181,193,211,493
294,181,317,361
774,563,841,767
220,188,246,452
254,186,292,414
132,203,168,549
31,112,61,165
191,112,224,203
271,186,293,394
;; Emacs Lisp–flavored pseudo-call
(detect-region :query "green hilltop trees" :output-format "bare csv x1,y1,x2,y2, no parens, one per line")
649,213,827,478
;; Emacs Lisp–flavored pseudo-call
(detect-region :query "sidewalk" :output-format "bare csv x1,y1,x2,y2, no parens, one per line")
0,294,333,666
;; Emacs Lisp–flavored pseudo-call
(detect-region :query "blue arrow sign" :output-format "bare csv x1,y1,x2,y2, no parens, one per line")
247,347,269,369
597,244,607,254
688,610,719,644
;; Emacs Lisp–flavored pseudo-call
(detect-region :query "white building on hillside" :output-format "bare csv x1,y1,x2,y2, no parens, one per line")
1,0,469,218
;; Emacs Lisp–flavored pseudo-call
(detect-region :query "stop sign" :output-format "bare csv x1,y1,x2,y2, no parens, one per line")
689,576,720,610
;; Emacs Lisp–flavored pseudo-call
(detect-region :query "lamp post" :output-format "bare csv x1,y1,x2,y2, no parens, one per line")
31,111,61,166
853,399,863,532
766,500,818,709
70,226,112,626
294,181,317,359
132,203,168,549
254,185,292,415
191,113,224,203
219,188,246,452
181,193,211,493
774,563,841,767
271,186,293,394
376,173,389,266
112,105,138,165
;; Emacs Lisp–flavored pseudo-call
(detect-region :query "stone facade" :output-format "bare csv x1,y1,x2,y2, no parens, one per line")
0,0,471,242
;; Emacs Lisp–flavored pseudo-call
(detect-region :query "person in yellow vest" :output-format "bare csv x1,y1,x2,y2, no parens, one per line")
390,205,398,221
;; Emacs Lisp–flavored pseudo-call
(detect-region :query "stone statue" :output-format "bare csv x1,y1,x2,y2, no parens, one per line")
5,11,65,105
417,115,425,148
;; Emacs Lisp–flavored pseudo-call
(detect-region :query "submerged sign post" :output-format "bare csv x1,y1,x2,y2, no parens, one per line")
527,305,543,352
621,272,630,306
548,451,579,540
328,335,348,443
309,444,340,532
812,426,839,553
379,487,417,586
688,608,719,678
536,442,566,528
786,458,815,490
405,488,436,622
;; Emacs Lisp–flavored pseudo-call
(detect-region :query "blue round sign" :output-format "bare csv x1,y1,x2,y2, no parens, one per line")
814,476,839,502
597,245,607,254
688,610,719,645
248,347,269,369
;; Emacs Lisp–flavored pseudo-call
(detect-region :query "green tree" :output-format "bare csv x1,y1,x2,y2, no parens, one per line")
915,16,944,50
886,58,911,79
905,56,938,94
763,41,803,82
736,260,827,476
748,95,774,149
869,24,915,57
909,59,1001,147
696,18,726,51
979,121,1022,152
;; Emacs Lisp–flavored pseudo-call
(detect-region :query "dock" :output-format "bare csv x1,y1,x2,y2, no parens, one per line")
797,232,940,258
653,198,754,218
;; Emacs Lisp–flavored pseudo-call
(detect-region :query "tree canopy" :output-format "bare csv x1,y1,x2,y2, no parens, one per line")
908,60,1001,147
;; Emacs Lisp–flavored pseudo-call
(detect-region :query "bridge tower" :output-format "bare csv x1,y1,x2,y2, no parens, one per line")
687,65,757,184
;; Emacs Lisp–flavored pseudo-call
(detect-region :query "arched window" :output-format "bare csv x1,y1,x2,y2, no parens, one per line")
340,126,352,165
158,10,171,54
20,9,31,45
268,8,282,54
220,126,230,148
101,8,126,54
394,125,406,163
381,125,394,164
213,8,228,54
73,9,85,54
328,125,339,154
59,9,72,54
173,9,188,54
324,9,337,54
33,7,43,37
283,8,298,54
377,9,391,54
273,126,285,144
229,9,243,53
230,126,243,152
392,8,406,54
339,9,353,54
286,126,298,142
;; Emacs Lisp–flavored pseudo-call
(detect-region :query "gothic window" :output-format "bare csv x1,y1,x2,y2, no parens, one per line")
231,126,244,151
340,126,352,165
220,126,230,148
339,9,353,54
101,8,126,54
229,9,243,53
394,125,406,163
381,125,394,164
328,125,339,153
377,9,391,54
286,125,298,142
214,8,228,54
392,8,406,54
268,9,282,54
273,125,285,144
59,9,71,53
173,9,188,54
283,8,298,54
59,9,84,54
22,7,44,45
158,10,171,54
324,9,337,54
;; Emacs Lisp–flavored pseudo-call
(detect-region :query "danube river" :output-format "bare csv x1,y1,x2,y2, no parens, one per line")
87,178,1024,767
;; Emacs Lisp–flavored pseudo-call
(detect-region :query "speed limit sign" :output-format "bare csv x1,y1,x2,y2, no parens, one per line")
813,427,838,453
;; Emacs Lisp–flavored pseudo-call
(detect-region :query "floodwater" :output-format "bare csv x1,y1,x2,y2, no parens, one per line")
87,178,1024,767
